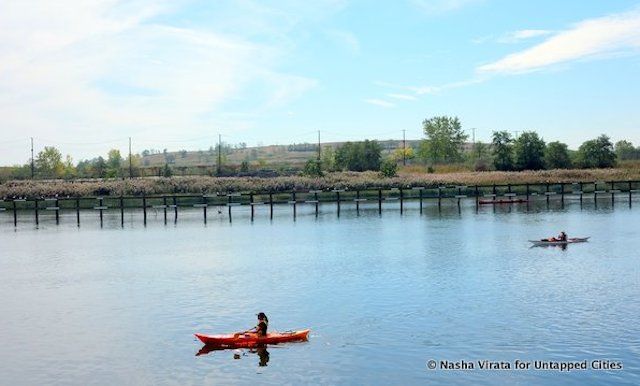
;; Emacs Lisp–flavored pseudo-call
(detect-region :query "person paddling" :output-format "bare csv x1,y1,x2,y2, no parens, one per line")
236,312,269,337
543,231,567,242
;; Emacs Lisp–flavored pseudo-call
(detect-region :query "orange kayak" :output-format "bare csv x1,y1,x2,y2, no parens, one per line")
195,329,310,347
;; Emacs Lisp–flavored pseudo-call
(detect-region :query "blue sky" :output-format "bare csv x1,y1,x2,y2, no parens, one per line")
1,0,640,163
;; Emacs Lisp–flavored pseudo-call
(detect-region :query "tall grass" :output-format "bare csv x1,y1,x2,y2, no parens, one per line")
1,168,639,198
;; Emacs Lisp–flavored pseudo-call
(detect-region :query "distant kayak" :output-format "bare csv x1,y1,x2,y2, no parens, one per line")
529,237,590,246
195,329,310,348
479,199,528,205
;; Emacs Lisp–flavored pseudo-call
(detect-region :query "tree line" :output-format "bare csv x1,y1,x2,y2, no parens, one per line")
2,115,638,181
304,116,638,176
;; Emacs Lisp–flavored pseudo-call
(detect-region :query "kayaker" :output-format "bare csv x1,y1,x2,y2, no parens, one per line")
542,231,567,242
243,312,268,336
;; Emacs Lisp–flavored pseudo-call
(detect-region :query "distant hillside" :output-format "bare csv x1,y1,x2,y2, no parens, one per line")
141,139,428,168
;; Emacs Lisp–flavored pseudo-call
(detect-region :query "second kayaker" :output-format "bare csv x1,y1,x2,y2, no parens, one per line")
543,231,567,242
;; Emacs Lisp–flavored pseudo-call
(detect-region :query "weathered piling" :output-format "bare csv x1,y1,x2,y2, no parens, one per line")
142,196,147,226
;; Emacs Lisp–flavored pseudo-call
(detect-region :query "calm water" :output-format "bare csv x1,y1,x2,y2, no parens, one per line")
1,200,639,385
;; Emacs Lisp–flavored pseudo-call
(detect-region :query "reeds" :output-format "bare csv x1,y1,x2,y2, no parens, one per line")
1,168,639,198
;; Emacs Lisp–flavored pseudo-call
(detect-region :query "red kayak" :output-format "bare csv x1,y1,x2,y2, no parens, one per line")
195,329,310,348
479,199,528,205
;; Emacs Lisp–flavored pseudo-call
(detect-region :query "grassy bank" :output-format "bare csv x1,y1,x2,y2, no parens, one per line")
2,167,640,198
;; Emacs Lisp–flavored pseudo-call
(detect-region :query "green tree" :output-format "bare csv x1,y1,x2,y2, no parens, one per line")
321,146,336,172
106,149,122,177
63,155,76,179
35,146,64,178
419,116,468,164
576,134,617,168
335,140,382,171
491,131,514,171
614,140,639,160
94,156,107,178
240,160,250,173
545,141,572,169
513,131,545,170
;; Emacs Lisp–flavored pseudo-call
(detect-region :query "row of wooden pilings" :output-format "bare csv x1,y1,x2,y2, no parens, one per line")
1,181,638,227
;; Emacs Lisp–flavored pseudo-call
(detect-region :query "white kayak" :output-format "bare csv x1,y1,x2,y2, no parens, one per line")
529,237,590,246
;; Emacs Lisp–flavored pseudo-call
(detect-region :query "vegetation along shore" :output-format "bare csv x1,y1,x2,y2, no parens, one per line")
2,116,639,198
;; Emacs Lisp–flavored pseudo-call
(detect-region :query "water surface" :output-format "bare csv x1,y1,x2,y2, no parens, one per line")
1,200,639,385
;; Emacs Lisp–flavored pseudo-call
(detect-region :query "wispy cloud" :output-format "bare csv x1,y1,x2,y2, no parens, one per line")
365,99,395,108
410,0,483,15
325,29,360,54
497,29,555,43
387,93,417,100
478,9,640,74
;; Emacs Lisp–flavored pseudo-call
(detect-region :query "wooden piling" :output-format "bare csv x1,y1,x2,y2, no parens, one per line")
378,189,382,214
336,191,341,217
356,190,360,215
34,198,39,225
13,200,17,226
546,183,550,205
611,181,615,205
250,193,255,221
173,196,178,223
227,194,232,223
120,196,124,227
269,192,273,220
203,196,207,224
400,188,404,214
98,197,103,227
76,198,80,226
292,191,297,220
163,196,168,224
142,196,147,226
579,182,583,206
55,198,60,224
474,185,479,208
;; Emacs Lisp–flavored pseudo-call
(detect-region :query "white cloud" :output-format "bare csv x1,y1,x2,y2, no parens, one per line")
0,0,321,162
496,29,555,44
365,99,395,108
479,9,640,74
387,93,417,100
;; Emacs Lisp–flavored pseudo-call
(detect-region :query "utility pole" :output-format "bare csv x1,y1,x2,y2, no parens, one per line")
472,128,476,144
30,137,34,179
129,137,133,179
317,130,321,161
513,130,520,139
217,134,222,176
402,129,406,166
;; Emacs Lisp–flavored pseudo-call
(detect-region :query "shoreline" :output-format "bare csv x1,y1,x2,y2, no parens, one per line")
1,168,639,198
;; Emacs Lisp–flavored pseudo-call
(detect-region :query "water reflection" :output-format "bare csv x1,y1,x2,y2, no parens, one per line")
196,344,270,367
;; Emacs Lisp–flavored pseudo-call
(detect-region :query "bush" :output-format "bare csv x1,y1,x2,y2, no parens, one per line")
302,159,323,177
379,159,398,177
